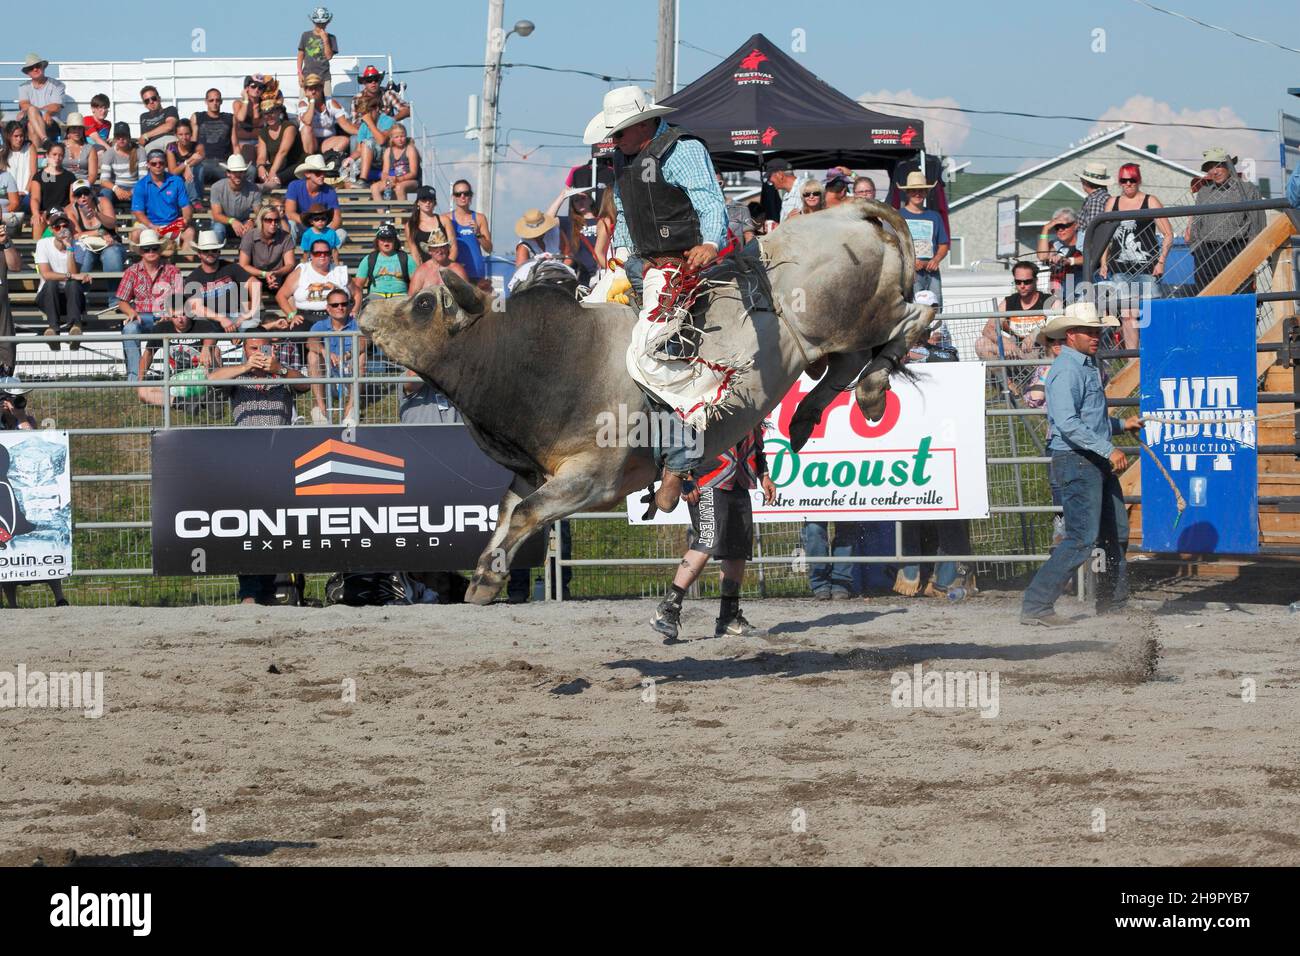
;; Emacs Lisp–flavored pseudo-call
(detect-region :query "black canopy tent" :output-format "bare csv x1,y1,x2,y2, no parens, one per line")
652,33,925,173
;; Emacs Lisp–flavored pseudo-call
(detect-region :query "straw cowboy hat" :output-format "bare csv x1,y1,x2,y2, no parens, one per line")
423,221,451,250
900,170,935,191
21,54,49,73
582,85,676,145
131,229,164,247
294,155,335,178
221,154,251,173
65,112,84,128
192,230,224,252
1079,162,1111,186
1034,301,1118,346
515,208,559,240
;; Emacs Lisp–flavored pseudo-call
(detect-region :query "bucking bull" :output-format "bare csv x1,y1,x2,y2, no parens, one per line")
361,200,935,604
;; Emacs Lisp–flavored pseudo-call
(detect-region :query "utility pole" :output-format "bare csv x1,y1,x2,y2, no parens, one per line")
655,0,675,101
477,0,505,227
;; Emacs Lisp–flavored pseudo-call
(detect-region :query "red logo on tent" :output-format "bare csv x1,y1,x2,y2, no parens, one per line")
739,49,768,71
760,126,779,146
900,125,918,147
733,49,774,86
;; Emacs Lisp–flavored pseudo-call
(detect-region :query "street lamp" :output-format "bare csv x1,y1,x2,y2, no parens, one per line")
478,13,535,240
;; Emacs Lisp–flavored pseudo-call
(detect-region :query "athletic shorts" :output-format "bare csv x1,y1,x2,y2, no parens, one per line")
686,485,754,560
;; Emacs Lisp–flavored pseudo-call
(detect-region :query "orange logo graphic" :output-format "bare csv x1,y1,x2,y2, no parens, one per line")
294,439,406,496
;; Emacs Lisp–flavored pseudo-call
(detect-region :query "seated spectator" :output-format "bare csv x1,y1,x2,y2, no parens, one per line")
184,230,255,331
192,89,235,193
359,65,411,123
371,124,419,201
256,105,306,190
59,116,100,191
353,223,417,302
233,75,266,163
1,122,36,232
208,333,310,603
134,311,223,406
84,94,112,151
1037,208,1084,297
34,212,90,351
513,208,562,266
298,203,343,261
976,261,1055,361
404,186,454,266
239,204,297,320
306,286,366,424
296,75,352,158
137,86,180,154
0,163,22,238
852,176,878,201
276,237,352,333
66,179,125,273
400,369,460,423
0,219,20,276
130,148,196,251
166,119,206,210
30,142,76,239
408,226,467,293
17,54,66,147
284,155,346,242
115,229,184,380
352,95,395,185
209,155,262,247
98,123,139,212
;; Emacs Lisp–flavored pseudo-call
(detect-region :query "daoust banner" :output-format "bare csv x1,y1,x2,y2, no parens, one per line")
151,426,544,574
0,430,73,583
1140,295,1258,554
628,362,990,524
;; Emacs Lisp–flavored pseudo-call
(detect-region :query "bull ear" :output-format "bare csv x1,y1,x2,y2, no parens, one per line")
441,268,486,317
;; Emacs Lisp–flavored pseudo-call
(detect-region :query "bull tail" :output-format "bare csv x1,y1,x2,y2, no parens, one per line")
862,200,917,302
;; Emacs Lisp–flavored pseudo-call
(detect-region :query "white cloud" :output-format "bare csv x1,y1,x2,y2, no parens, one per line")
857,89,970,157
1090,96,1275,178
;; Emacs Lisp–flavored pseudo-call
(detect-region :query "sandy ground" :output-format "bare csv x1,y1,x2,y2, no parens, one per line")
1,591,1298,866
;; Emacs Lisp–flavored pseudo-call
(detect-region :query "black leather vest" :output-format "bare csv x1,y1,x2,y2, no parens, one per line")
616,125,703,255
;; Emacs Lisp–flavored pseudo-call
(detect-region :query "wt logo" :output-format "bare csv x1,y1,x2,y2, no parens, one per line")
1143,376,1255,472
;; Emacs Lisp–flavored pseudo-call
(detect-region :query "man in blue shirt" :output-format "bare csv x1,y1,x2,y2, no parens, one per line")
1022,302,1141,626
898,170,949,307
130,148,196,252
583,86,728,512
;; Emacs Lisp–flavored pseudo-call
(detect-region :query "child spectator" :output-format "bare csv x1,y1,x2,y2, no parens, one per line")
371,123,419,201
297,203,343,261
352,222,416,301
84,94,113,150
297,8,339,96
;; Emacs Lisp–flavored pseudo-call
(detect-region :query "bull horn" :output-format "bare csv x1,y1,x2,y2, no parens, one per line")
441,268,487,317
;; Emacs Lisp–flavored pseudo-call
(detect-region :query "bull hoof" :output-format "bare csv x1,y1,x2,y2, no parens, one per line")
789,416,815,453
466,573,503,605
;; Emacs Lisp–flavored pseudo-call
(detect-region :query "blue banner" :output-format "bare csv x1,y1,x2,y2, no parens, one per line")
1139,295,1258,554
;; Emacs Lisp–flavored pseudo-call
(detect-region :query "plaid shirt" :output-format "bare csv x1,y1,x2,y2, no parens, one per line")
613,120,728,253
1077,187,1110,235
115,261,183,316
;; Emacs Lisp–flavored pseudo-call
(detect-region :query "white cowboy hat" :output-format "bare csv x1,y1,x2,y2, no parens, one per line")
1036,301,1118,344
132,229,164,247
900,170,935,191
515,208,559,240
581,86,675,145
192,230,224,251
221,155,250,173
65,112,84,127
21,53,48,73
1079,162,1111,186
294,154,335,178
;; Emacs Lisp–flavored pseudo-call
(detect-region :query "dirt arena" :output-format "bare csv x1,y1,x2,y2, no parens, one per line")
2,590,1298,866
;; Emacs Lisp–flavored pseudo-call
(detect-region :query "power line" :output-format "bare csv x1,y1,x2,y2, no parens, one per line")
393,61,652,83
677,39,727,59
861,100,1275,133
1129,0,1300,56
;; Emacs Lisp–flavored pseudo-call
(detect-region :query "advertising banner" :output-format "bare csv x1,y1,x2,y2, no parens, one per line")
151,426,544,574
1139,295,1258,554
0,431,72,583
629,362,990,524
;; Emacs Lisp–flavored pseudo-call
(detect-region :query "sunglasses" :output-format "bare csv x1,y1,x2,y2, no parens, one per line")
453,191,472,197
1053,222,1074,230
1118,177,1138,184
327,300,350,308
310,250,331,257
1013,278,1036,285
263,216,281,223
139,245,161,253
148,160,165,167
143,96,160,104
363,77,380,83
802,192,821,198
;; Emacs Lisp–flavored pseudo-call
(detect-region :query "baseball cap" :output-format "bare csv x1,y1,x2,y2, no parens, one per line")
71,178,94,195
46,210,71,228
764,158,792,175
112,121,132,141
416,185,437,204
375,222,400,241
1201,146,1233,171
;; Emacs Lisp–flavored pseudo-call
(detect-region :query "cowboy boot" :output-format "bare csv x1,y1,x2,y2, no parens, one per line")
654,468,686,513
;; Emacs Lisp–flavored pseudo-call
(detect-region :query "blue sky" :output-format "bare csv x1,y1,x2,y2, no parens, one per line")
5,0,1296,232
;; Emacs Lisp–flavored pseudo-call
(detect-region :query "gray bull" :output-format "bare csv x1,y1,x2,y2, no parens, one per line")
360,200,934,604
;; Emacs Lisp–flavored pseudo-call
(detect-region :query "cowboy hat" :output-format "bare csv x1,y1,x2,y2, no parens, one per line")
1036,301,1118,344
132,229,165,247
295,155,335,177
423,225,451,250
302,73,324,89
900,170,935,191
192,230,224,251
21,54,48,73
1079,162,1111,186
581,86,675,145
65,112,84,128
0,375,29,397
515,208,559,240
221,155,251,173
1201,146,1234,171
